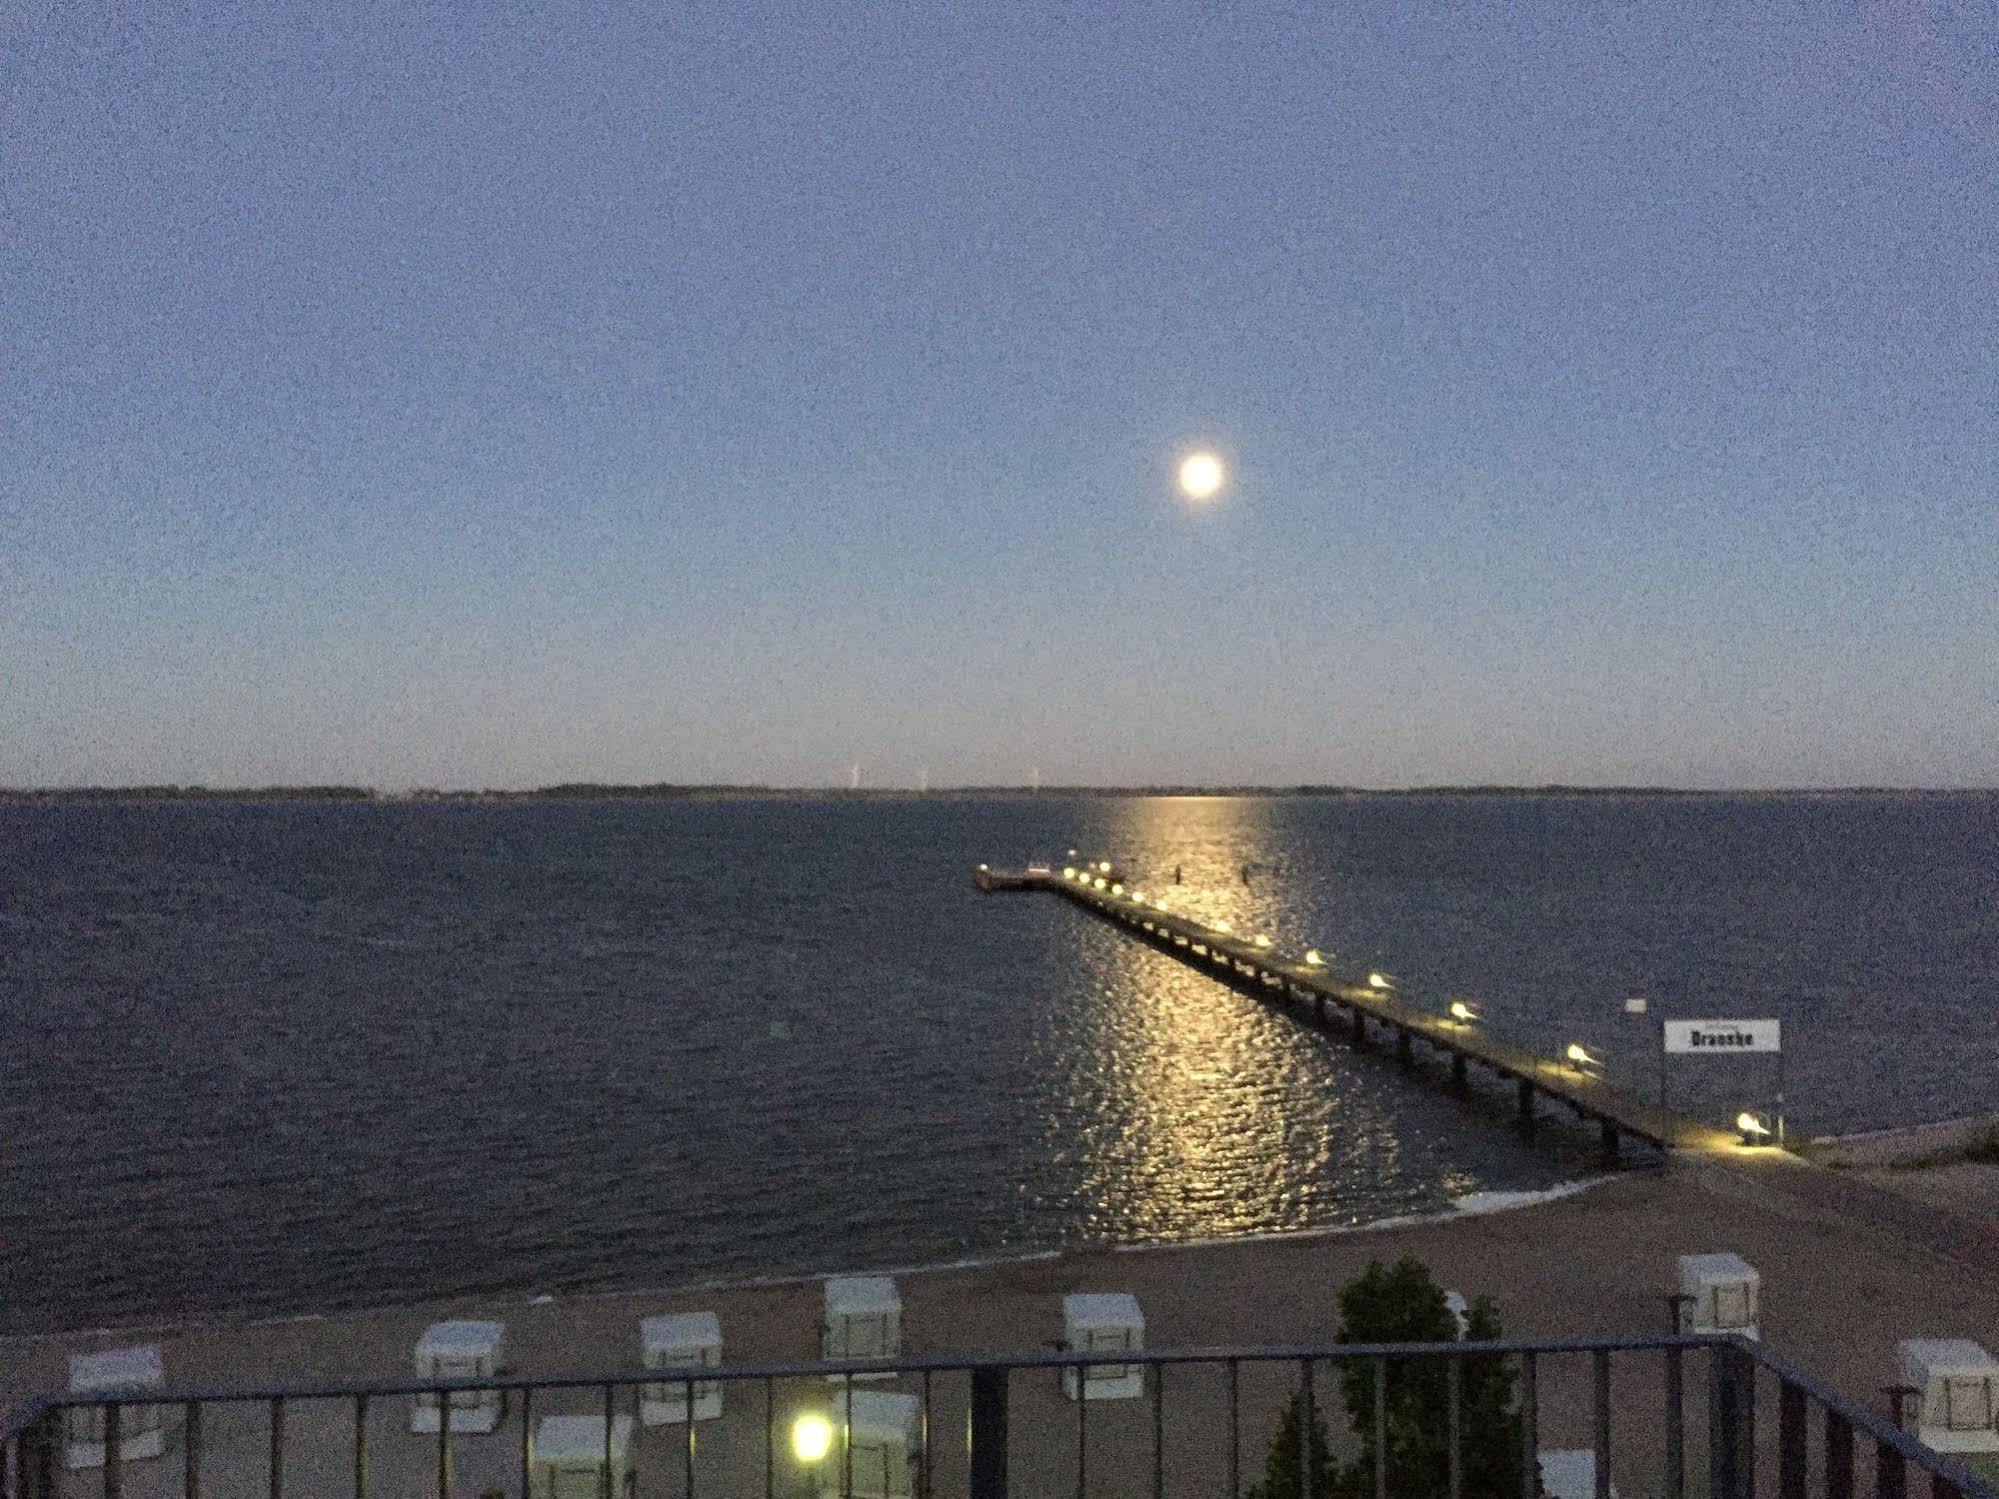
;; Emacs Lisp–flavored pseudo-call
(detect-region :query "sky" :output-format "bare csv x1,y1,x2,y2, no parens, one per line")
3,3,1995,790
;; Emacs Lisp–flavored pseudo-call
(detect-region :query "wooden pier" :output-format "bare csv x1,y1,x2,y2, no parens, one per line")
980,865,1738,1159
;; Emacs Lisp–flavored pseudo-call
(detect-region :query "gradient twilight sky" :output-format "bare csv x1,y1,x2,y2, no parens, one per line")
4,4,1995,790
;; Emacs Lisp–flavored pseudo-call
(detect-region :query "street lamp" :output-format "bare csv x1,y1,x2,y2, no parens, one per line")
1304,950,1326,967
1449,1000,1479,1025
1565,1043,1601,1073
1735,1111,1773,1145
792,1412,834,1464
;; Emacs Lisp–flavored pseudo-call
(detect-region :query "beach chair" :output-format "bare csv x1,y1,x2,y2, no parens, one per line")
1063,1293,1145,1400
412,1320,506,1433
819,1390,921,1499
1900,1339,1999,1453
824,1277,901,1381
530,1415,635,1499
65,1347,170,1470
641,1312,722,1424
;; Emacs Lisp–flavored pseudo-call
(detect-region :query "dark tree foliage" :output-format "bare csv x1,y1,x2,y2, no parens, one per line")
1329,1256,1527,1498
1247,1388,1338,1499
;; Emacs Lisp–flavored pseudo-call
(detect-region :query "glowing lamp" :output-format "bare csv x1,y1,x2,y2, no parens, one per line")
1254,935,1273,948
1099,861,1112,873
1094,878,1107,890
1565,1043,1600,1069
1063,867,1076,880
1304,950,1325,966
1110,883,1123,895
1131,890,1145,902
1367,972,1391,990
792,1413,834,1464
1449,1001,1478,1024
1735,1111,1773,1144
1215,920,1231,933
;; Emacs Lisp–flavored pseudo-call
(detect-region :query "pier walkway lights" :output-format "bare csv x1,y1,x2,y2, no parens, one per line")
1063,867,1077,880
1215,920,1231,933
1304,949,1325,966
1449,1000,1479,1025
1736,1111,1774,1145
1098,861,1112,873
1565,1043,1602,1073
1110,882,1124,895
1254,935,1273,948
791,1411,834,1464
1367,972,1392,991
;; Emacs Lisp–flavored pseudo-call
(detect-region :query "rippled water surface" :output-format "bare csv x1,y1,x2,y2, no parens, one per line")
2,794,1993,1334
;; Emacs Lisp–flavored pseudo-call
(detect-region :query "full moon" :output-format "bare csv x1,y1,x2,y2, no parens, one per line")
1178,451,1225,501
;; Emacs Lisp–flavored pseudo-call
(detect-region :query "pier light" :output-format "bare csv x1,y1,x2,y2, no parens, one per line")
1099,862,1112,873
1565,1043,1601,1071
1094,878,1107,890
1367,972,1392,991
1063,867,1077,880
1304,950,1325,966
1254,935,1273,948
1735,1111,1773,1145
978,863,988,872
1111,883,1124,895
1449,1000,1479,1025
1215,920,1231,933
791,1412,834,1464
1131,890,1145,902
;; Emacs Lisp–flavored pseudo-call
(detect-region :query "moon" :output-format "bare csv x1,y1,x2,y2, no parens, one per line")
1177,451,1225,501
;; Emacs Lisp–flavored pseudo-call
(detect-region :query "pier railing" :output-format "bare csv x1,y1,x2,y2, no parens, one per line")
6,1334,1993,1499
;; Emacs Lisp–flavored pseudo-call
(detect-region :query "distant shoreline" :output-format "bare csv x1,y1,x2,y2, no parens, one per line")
2,783,1991,803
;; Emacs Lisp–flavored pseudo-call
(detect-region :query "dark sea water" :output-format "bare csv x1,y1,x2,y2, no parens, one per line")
2,793,1994,1336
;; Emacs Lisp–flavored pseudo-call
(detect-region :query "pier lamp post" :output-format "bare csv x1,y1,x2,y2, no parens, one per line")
1565,1043,1602,1076
1449,1000,1479,1027
1367,972,1393,994
1304,950,1326,967
1254,935,1273,949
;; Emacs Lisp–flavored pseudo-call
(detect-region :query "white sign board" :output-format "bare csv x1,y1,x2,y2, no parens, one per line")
1664,1019,1781,1055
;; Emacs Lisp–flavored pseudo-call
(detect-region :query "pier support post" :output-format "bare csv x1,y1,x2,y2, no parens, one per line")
1350,1010,1366,1045
1451,1054,1468,1092
1517,1079,1536,1137
1600,1121,1620,1165
1396,1030,1414,1067
1314,996,1326,1026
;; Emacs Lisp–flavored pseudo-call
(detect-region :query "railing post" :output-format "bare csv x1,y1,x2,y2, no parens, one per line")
1665,1344,1685,1499
969,1367,1008,1499
104,1403,122,1499
270,1397,285,1499
1372,1357,1387,1499
1825,1408,1854,1499
1300,1361,1315,1499
1708,1343,1750,1499
520,1387,534,1499
1447,1355,1462,1499
353,1394,368,1499
1777,1380,1806,1499
1519,1353,1537,1499
1517,1078,1536,1136
1877,1439,1907,1499
1593,1349,1611,1499
185,1402,201,1499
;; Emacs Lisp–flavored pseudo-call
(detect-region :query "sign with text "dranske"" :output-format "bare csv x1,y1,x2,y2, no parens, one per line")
1664,1019,1781,1055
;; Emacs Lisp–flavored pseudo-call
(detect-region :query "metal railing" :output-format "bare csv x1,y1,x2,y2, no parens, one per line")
5,1335,1994,1499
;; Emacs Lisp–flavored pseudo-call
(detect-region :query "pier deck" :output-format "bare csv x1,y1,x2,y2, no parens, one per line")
981,867,1738,1157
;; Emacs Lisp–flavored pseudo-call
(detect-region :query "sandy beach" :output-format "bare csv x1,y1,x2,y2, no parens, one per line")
10,1152,1999,1498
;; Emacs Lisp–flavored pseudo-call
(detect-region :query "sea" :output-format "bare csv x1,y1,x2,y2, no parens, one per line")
2,792,1993,1336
